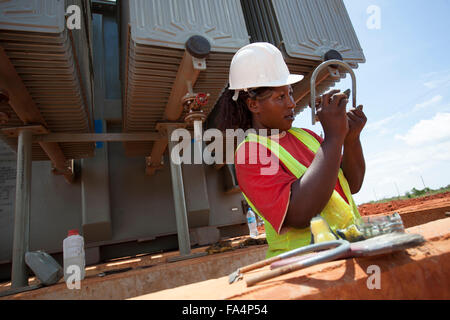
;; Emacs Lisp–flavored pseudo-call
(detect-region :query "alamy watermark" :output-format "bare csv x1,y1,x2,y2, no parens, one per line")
66,5,81,30
366,264,381,289
65,265,81,290
170,126,280,176
366,5,381,30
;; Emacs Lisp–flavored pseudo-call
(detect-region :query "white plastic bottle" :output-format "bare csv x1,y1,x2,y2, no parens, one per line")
246,208,259,238
63,229,86,282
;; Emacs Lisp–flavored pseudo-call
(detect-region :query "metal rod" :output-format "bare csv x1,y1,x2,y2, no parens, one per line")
167,125,191,256
11,129,32,289
32,132,161,143
193,120,203,164
310,59,356,125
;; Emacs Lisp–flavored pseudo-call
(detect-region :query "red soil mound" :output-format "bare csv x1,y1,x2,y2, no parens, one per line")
358,191,450,216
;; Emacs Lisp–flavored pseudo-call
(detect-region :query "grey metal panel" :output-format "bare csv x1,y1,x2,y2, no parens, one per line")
0,140,16,263
0,0,65,34
271,0,365,66
28,161,83,254
182,161,210,228
0,159,83,263
240,0,283,45
0,0,95,160
108,142,178,240
126,0,249,53
121,0,243,155
81,127,112,243
204,164,246,227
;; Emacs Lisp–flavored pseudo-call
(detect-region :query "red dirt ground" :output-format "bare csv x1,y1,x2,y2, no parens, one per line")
358,191,450,216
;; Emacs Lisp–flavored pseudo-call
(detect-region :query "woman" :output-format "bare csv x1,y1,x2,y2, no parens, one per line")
214,42,367,258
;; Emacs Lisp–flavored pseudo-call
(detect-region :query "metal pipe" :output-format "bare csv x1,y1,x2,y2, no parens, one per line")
310,59,356,125
193,120,203,164
167,125,191,256
11,129,33,288
32,132,162,143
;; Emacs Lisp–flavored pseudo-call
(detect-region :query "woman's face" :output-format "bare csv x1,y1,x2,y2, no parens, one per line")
248,85,296,132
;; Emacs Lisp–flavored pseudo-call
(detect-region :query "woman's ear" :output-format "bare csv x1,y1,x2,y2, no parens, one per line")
246,98,259,114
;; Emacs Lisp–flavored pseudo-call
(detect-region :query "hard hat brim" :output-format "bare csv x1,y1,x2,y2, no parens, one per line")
229,73,304,91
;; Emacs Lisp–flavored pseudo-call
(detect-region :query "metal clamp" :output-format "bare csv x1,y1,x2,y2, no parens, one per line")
310,59,357,125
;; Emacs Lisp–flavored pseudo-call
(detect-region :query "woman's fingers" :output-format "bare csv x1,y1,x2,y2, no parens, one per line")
321,89,340,107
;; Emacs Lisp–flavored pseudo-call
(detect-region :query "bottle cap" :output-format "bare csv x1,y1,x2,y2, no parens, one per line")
68,229,79,236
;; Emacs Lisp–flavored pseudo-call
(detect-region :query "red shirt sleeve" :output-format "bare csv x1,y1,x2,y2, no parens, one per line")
235,141,296,234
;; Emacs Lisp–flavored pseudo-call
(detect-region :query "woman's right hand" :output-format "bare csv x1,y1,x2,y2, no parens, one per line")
316,89,349,143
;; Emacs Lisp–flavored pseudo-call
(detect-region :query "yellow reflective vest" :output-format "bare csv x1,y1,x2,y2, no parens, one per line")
237,127,361,259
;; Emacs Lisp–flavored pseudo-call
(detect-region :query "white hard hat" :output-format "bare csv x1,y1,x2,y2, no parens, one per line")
229,42,304,100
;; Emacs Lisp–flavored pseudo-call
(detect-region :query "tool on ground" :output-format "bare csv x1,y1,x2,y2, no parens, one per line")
244,240,351,287
228,240,349,284
249,232,425,287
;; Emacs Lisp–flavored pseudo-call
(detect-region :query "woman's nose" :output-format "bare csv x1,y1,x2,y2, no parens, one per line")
287,95,296,109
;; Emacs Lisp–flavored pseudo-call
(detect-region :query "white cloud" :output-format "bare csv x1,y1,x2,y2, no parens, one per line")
422,70,450,89
365,113,402,132
355,113,450,204
354,139,450,204
395,112,450,146
413,95,442,111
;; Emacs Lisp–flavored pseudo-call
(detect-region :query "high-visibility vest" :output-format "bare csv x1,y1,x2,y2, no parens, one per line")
237,127,361,259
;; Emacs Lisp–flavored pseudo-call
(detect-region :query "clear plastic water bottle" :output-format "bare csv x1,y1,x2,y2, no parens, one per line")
246,208,259,238
63,229,86,282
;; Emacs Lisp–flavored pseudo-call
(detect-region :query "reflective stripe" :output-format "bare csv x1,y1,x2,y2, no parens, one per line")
237,128,361,258
288,128,361,221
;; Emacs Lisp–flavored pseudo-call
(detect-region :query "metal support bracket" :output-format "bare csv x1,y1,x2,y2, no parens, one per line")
310,59,357,125
2,125,49,137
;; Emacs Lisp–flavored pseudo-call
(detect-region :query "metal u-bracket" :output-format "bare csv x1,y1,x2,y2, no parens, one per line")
310,59,357,125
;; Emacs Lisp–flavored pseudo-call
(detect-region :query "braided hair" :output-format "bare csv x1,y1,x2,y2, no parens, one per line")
209,85,273,132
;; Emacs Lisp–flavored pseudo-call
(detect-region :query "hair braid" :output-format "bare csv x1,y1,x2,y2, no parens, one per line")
209,85,272,132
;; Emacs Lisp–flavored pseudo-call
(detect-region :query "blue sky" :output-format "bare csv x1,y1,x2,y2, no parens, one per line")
293,0,450,204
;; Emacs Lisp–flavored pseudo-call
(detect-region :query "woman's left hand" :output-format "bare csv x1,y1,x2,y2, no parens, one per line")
346,105,367,141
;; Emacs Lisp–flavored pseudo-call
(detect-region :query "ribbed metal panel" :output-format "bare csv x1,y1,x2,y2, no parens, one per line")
239,0,283,45
0,0,95,160
121,0,365,155
121,0,249,156
237,0,362,112
271,0,365,66
0,0,66,33
127,0,249,53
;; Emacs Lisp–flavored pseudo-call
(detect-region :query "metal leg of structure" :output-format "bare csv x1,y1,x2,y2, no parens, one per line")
166,125,208,262
11,129,33,289
167,124,192,256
